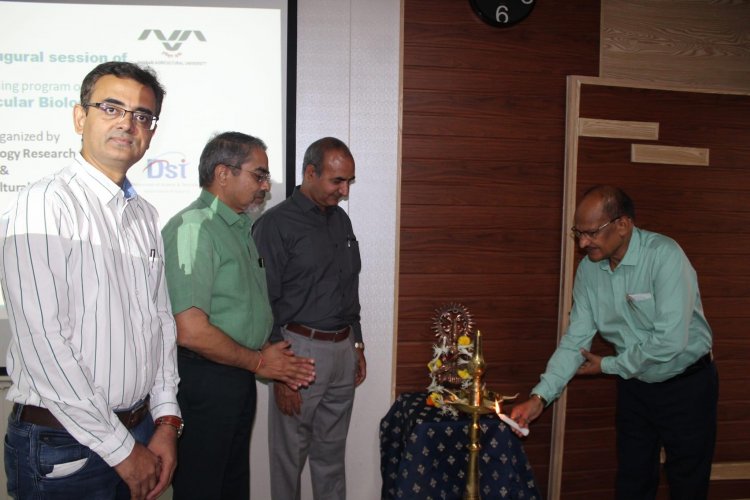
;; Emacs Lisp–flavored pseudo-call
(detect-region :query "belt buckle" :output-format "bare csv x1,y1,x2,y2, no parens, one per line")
311,328,333,341
309,327,323,340
117,397,148,428
120,411,135,428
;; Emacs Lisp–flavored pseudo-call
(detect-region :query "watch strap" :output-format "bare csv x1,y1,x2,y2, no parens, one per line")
154,415,184,437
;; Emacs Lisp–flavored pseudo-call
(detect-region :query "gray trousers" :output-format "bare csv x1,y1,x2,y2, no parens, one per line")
268,326,357,500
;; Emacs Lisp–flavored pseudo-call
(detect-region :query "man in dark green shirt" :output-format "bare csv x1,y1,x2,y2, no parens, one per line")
162,132,316,499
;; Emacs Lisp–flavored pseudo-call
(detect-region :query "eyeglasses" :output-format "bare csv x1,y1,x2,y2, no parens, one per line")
85,102,159,131
571,217,620,239
225,164,272,184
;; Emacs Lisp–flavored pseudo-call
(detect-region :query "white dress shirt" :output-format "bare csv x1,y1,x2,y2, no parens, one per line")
0,154,180,467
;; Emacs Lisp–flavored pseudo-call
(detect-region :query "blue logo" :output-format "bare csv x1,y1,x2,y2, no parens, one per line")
144,152,189,179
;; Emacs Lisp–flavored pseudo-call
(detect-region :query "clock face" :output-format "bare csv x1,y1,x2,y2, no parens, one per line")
469,0,536,28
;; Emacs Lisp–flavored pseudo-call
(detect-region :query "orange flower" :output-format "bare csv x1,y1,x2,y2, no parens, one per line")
428,392,444,407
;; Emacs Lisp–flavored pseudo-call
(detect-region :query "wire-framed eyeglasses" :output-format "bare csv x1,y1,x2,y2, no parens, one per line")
571,217,621,239
224,164,272,184
85,102,159,131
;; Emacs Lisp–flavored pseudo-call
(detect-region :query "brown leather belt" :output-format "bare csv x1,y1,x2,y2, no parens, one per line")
285,323,351,342
14,396,150,430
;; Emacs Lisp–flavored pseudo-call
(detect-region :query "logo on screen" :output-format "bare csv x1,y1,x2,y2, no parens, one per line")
144,153,189,179
138,30,207,52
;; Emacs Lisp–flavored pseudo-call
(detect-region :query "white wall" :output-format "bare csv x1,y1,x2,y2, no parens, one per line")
250,1,401,499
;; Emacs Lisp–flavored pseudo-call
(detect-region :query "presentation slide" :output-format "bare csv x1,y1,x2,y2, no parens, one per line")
0,0,289,351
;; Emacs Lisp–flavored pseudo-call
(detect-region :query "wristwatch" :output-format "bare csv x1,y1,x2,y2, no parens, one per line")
530,393,548,407
354,342,365,351
155,415,184,438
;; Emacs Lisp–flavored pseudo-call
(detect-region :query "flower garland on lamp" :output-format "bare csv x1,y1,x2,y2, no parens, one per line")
425,303,475,416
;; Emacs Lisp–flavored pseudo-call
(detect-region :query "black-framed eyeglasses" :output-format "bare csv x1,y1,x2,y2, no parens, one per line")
224,164,272,184
571,217,620,239
84,102,159,131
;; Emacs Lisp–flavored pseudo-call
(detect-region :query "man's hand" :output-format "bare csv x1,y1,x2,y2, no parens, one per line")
576,348,603,376
508,397,545,438
355,348,367,386
274,382,303,416
257,341,315,389
145,423,179,499
113,442,161,500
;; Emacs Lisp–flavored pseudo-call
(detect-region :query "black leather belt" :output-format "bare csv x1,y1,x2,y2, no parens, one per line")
15,396,150,430
285,323,351,342
671,352,713,381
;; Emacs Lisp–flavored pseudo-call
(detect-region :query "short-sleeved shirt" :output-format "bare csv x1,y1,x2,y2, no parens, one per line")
162,189,273,349
533,227,713,403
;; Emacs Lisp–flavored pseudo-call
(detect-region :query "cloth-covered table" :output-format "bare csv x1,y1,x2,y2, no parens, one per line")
380,392,541,499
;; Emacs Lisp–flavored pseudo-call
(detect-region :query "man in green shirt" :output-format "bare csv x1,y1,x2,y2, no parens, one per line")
162,132,316,499
511,185,718,499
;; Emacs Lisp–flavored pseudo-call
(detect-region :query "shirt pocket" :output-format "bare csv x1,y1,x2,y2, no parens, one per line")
344,236,361,275
626,292,656,330
147,252,163,302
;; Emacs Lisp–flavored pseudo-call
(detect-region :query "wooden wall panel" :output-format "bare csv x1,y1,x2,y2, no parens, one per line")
400,1,601,496
400,1,749,498
601,0,750,92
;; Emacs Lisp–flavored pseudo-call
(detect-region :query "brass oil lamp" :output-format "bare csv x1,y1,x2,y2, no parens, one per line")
445,330,519,500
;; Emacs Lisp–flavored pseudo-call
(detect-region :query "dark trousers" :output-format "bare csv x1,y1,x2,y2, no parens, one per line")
172,349,257,500
615,361,718,500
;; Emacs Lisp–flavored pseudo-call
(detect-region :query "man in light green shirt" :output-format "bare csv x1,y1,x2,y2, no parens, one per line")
162,132,316,499
511,185,717,499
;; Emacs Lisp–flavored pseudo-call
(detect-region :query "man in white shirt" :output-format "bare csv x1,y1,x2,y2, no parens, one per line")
0,61,181,500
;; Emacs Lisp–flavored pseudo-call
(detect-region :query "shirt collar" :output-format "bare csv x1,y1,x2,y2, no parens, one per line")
291,185,334,215
72,153,137,204
598,226,642,271
198,189,248,227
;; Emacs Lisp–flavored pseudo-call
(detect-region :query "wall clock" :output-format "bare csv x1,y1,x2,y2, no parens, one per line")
469,0,536,28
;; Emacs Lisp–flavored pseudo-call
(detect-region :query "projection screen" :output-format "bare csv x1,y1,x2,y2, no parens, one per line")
0,0,294,360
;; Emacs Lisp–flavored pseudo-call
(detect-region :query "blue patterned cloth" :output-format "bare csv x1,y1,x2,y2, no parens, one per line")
380,392,541,500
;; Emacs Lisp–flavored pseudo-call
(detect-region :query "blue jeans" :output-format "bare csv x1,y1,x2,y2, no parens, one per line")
4,405,154,500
